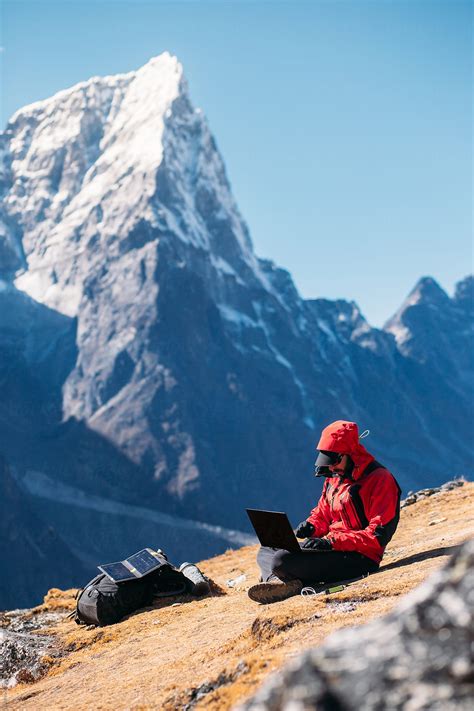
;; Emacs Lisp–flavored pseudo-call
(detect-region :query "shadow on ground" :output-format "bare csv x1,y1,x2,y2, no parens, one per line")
380,545,460,572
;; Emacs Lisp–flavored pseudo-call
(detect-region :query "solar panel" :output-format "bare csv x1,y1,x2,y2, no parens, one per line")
98,548,167,583
99,561,137,583
127,549,161,575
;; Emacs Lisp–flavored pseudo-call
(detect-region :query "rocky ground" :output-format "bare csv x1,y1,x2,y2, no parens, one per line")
1,481,473,710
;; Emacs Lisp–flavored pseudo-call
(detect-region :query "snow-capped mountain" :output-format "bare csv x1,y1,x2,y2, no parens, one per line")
0,53,472,607
6,53,264,314
385,275,474,389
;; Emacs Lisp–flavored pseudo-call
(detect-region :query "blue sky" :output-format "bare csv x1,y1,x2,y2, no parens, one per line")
1,0,471,326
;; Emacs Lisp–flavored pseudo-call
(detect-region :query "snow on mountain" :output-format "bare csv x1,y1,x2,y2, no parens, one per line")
4,53,269,319
384,277,450,348
384,275,474,390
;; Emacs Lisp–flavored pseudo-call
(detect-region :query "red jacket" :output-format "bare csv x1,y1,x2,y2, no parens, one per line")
307,421,401,564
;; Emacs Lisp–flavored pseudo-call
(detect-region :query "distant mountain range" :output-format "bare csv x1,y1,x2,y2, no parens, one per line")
0,53,472,608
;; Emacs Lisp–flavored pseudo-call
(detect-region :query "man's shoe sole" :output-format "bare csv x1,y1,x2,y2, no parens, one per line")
247,580,302,604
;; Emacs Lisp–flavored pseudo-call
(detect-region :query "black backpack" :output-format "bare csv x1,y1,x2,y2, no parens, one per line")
71,560,188,627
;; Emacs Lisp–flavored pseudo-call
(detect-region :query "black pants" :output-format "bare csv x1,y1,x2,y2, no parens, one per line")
257,546,379,584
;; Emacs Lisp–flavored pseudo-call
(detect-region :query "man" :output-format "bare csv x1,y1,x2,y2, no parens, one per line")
248,420,401,603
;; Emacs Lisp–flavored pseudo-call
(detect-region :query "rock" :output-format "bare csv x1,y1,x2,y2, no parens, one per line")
238,538,474,711
227,574,247,589
401,480,465,508
0,606,63,689
166,661,249,710
326,601,358,614
441,480,465,491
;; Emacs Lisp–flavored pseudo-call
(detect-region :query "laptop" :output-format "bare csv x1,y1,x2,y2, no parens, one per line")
246,509,303,552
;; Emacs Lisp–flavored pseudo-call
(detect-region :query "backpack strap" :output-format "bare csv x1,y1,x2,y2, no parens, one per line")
360,459,402,502
363,460,386,477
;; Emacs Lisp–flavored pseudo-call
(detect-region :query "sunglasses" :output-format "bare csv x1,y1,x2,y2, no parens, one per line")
314,451,344,477
320,451,343,465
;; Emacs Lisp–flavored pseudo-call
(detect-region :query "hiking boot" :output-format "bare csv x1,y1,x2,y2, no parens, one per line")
247,578,303,604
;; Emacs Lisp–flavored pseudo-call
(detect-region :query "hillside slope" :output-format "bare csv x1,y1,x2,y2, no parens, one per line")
2,482,473,710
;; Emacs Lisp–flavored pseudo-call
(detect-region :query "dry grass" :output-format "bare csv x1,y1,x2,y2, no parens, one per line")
4,482,473,710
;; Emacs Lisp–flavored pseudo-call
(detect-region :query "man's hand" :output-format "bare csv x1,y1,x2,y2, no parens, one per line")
295,520,315,539
302,537,332,550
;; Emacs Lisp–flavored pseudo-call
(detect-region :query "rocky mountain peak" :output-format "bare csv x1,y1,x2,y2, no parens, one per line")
3,52,260,317
384,276,452,349
383,274,473,412
454,274,473,314
409,275,450,304
6,52,184,140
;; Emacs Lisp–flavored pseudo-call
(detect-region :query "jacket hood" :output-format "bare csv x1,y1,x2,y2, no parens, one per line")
316,420,374,481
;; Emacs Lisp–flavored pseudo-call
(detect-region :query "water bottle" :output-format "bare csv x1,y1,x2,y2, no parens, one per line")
179,562,210,596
